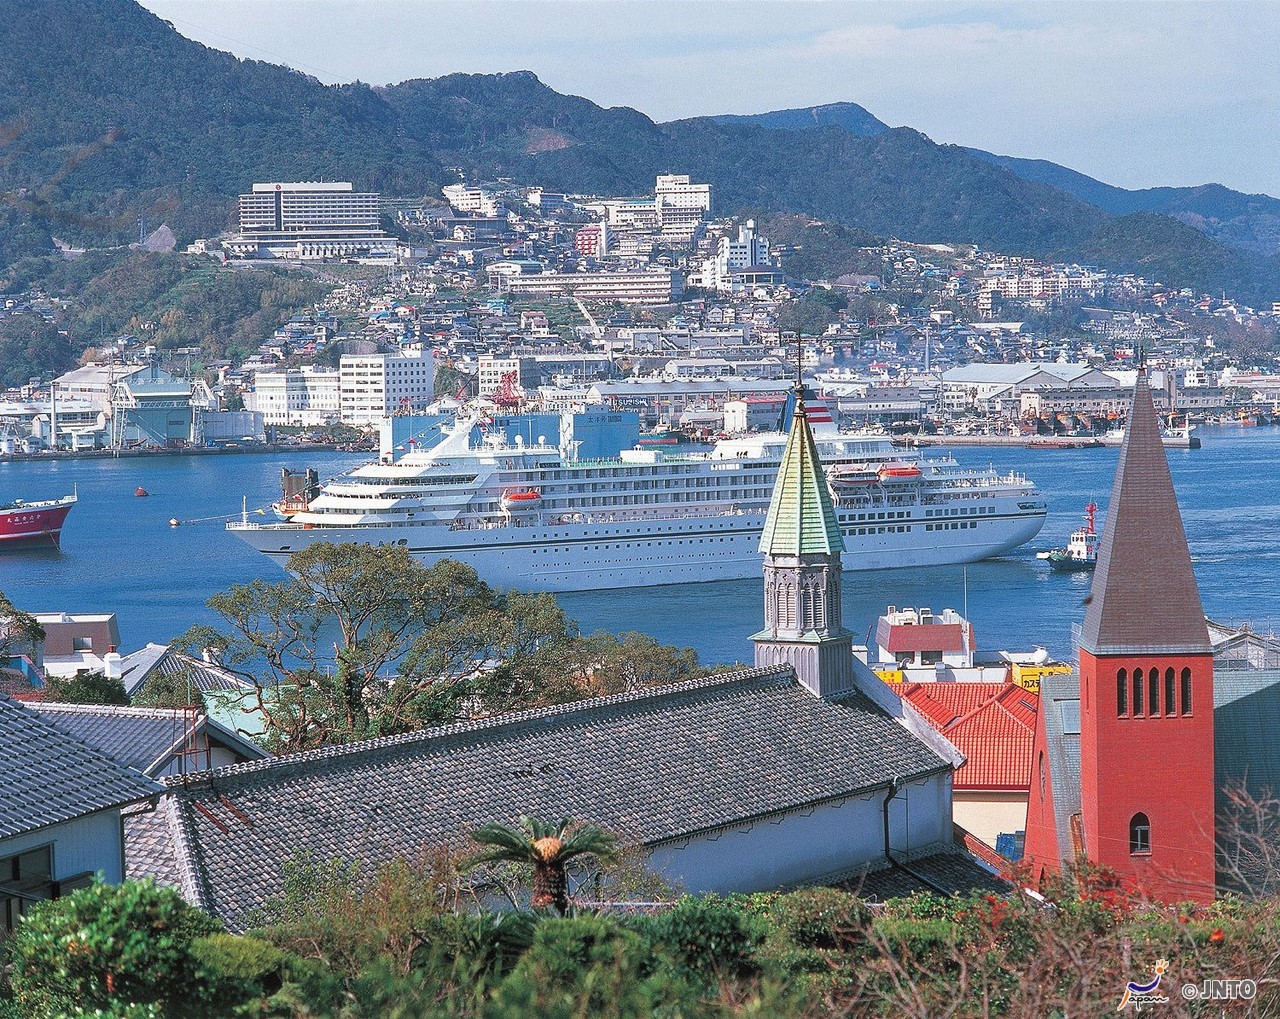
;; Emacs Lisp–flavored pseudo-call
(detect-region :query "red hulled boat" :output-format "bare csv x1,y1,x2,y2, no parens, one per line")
0,493,77,547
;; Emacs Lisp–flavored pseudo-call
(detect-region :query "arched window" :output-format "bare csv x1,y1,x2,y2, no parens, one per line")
1038,751,1046,800
1117,668,1128,716
1132,668,1144,716
1149,667,1160,717
1181,667,1193,714
1130,813,1151,855
1165,668,1176,716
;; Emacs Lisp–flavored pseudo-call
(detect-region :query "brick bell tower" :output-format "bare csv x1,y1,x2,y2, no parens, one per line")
1076,368,1216,903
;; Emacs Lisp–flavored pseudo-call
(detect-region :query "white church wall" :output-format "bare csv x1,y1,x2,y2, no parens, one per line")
649,774,952,895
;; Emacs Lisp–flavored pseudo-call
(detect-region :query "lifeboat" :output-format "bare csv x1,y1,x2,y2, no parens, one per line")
828,468,880,489
500,490,541,512
878,462,922,481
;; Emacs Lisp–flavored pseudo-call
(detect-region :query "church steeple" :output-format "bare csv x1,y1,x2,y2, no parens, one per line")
1073,367,1216,903
753,393,854,697
1079,371,1210,655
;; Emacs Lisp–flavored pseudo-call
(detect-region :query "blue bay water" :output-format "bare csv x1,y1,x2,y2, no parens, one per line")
2,426,1276,667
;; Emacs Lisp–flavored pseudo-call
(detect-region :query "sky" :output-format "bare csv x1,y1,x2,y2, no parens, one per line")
139,0,1280,198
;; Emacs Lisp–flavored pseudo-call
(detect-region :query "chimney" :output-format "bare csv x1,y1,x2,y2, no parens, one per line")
103,644,123,680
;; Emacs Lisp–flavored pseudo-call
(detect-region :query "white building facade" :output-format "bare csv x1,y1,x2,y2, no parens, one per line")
245,367,341,426
227,182,398,261
339,349,435,425
442,184,502,218
654,174,711,245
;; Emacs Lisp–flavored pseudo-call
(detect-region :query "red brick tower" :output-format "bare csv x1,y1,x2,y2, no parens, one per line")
1076,370,1215,902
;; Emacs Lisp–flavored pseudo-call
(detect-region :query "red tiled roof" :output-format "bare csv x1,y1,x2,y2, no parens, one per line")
876,620,975,653
891,682,1037,790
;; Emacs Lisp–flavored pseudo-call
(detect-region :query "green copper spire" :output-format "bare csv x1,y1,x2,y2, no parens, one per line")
758,399,845,556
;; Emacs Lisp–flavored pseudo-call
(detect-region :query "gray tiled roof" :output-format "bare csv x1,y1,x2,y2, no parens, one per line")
0,695,163,840
124,801,185,890
31,703,269,776
1213,670,1280,803
1039,673,1082,864
842,852,1011,901
121,644,253,697
127,666,952,927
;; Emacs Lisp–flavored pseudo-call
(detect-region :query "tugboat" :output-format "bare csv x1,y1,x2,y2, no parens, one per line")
1038,501,1099,571
0,492,77,548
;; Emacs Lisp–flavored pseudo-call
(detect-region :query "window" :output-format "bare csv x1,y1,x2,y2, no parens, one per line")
1165,668,1176,716
1130,813,1151,855
2,845,53,933
1149,668,1160,717
1181,667,1193,714
1132,668,1144,716
1117,669,1127,716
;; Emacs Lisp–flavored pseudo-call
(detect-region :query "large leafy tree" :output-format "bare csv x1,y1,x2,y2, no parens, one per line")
470,816,617,914
178,544,580,752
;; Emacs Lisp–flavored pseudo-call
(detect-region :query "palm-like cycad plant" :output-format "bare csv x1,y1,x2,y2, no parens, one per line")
470,815,617,914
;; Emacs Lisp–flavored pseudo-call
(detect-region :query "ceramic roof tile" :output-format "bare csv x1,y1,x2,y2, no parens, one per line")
0,695,163,839
878,622,974,654
128,666,951,928
889,683,1037,790
758,401,844,556
1079,375,1210,655
839,851,1011,900
121,644,253,697
1038,674,1083,863
31,703,269,776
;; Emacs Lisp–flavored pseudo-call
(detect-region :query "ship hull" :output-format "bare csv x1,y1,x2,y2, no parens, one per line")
230,506,1047,592
0,498,75,548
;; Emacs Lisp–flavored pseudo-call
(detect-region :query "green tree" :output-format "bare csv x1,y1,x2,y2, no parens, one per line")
557,631,709,700
470,817,617,914
7,880,221,1017
0,312,73,389
177,545,578,751
777,294,839,338
43,670,129,705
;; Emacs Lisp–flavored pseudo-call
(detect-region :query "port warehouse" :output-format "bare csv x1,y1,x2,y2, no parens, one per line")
2,364,264,452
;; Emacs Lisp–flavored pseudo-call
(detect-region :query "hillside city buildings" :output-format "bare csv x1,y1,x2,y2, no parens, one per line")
5,164,1280,454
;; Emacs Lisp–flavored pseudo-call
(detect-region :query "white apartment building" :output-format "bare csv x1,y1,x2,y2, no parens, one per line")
339,349,436,425
696,220,781,292
599,199,658,231
654,174,711,245
227,182,398,260
442,184,502,217
245,367,341,426
498,269,684,304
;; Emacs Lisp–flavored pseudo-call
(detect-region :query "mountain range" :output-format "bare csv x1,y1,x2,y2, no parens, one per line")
1,0,1278,305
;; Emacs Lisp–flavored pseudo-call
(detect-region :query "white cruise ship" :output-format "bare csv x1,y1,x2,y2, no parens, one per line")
227,411,1047,591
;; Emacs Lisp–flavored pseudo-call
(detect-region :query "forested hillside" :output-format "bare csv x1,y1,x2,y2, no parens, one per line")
2,0,1279,304
0,251,327,385
0,0,442,248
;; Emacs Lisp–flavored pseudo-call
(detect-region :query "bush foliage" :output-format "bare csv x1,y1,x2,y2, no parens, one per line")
6,859,1279,1018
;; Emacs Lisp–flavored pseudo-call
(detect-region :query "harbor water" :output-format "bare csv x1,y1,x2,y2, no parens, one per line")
2,426,1277,668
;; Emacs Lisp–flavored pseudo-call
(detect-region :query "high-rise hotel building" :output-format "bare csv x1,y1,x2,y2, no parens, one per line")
226,182,399,261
